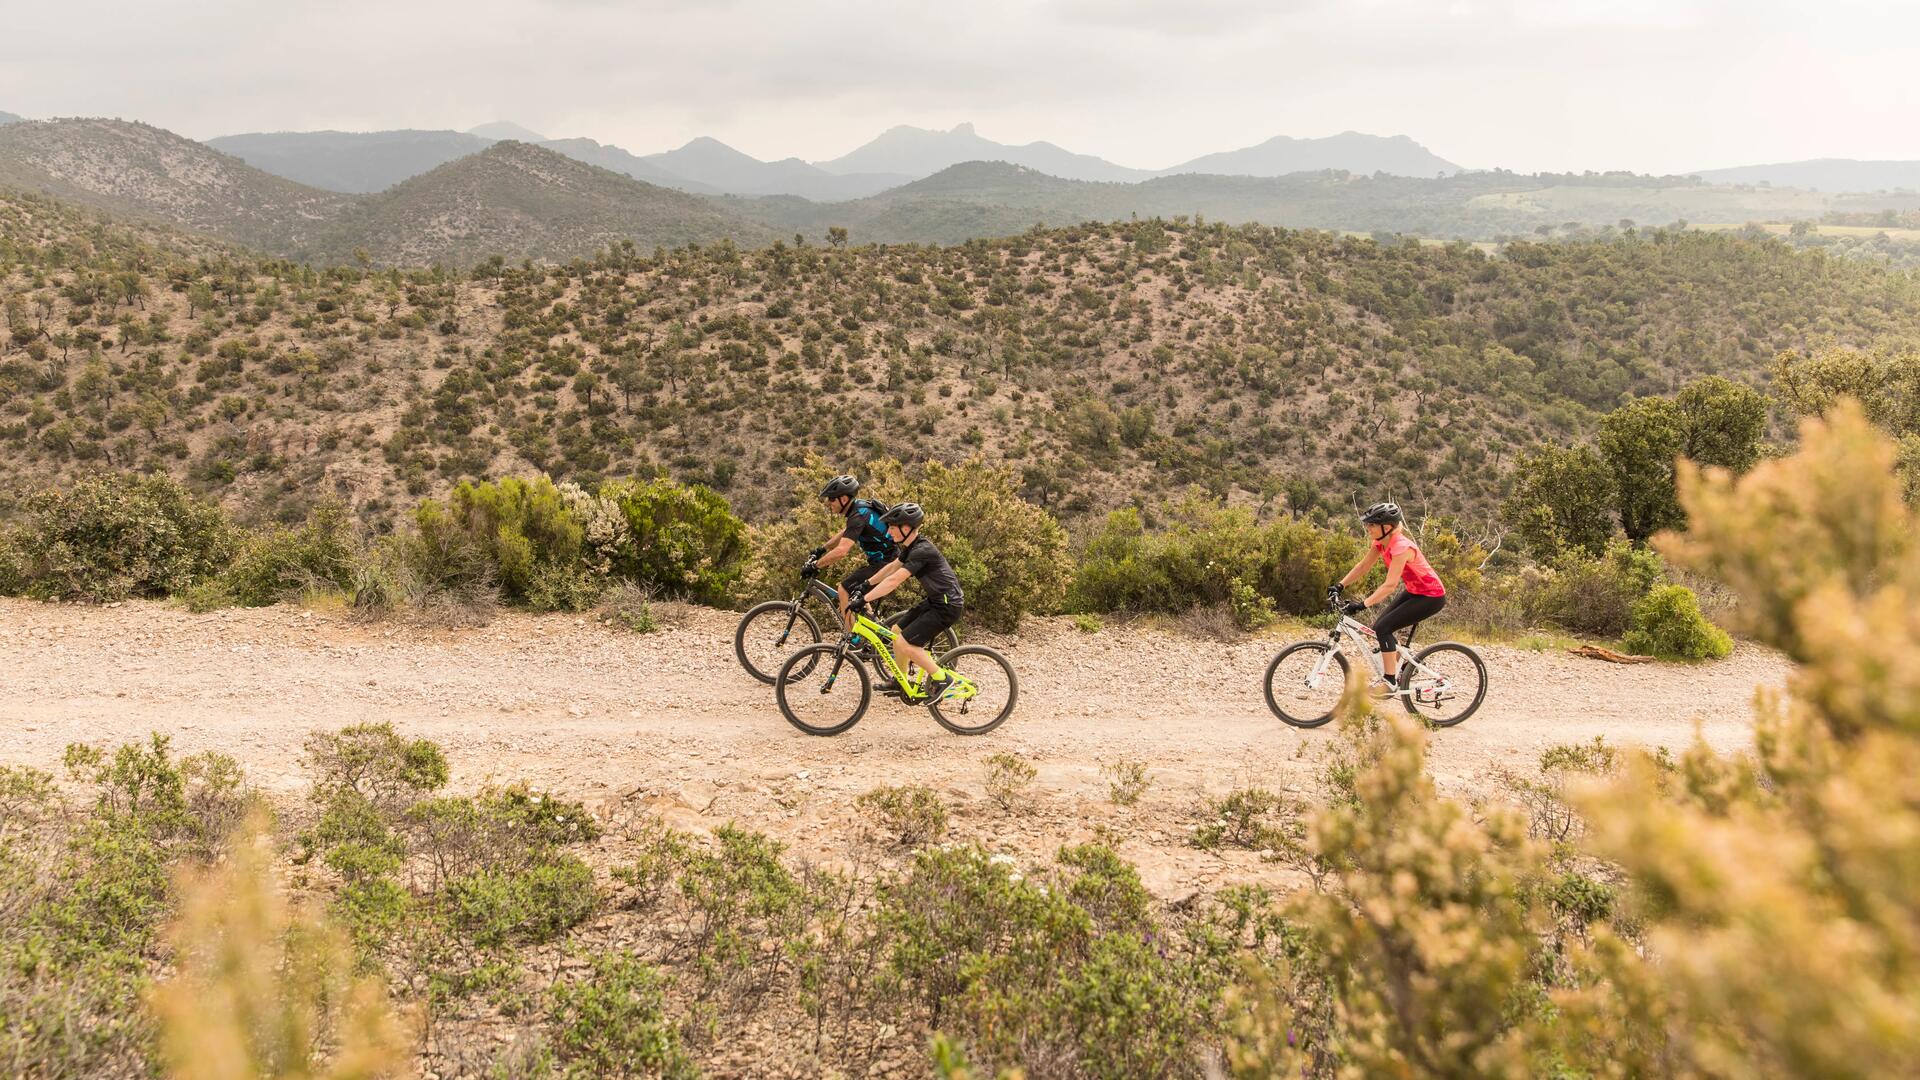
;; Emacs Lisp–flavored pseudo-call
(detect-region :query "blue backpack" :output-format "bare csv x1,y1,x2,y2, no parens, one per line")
849,499,896,564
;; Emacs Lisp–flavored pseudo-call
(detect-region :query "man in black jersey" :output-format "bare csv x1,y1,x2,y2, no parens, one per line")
802,474,896,629
848,502,963,703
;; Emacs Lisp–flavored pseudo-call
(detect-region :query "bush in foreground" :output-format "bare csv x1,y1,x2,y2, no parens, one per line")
1228,401,1920,1076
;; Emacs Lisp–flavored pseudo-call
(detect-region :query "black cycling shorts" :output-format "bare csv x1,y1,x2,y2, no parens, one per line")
896,599,962,647
839,562,885,594
1373,591,1445,653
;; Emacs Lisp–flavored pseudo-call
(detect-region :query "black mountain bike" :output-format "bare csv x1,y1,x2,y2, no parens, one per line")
734,562,959,684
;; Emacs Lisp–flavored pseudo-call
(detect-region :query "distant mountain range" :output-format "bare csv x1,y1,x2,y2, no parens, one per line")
317,140,774,266
1690,158,1920,193
205,129,493,193
6,114,1920,267
1163,131,1457,179
815,121,1152,182
0,118,769,264
0,111,23,127
467,121,549,143
202,119,1465,201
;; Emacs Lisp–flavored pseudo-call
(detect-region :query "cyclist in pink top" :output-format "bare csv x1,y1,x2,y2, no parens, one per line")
1334,502,1446,696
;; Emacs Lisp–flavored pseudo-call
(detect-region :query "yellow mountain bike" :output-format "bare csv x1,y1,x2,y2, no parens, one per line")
773,610,1018,736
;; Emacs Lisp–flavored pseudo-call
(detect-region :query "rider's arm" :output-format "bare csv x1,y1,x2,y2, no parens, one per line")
1366,551,1410,607
1338,546,1378,589
815,535,855,567
861,562,911,602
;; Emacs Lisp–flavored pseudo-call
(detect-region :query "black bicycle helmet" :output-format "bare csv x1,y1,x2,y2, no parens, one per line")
880,502,925,528
1361,502,1403,526
820,475,860,500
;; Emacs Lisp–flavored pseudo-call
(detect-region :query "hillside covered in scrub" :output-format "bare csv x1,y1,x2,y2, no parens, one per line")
4,186,1918,535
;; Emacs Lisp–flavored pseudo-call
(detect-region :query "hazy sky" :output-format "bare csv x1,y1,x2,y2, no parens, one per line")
1,0,1912,173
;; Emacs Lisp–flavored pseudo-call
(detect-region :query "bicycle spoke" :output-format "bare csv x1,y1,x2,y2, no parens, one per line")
1400,645,1485,726
1265,644,1347,727
930,646,1018,735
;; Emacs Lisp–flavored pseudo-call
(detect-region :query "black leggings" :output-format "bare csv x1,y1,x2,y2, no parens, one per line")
1373,591,1445,655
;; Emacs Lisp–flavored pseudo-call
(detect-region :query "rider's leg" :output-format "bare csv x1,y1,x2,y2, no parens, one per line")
893,602,960,693
1374,593,1445,683
895,638,940,680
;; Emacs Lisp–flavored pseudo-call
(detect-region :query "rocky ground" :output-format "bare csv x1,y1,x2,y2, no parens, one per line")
0,597,1788,900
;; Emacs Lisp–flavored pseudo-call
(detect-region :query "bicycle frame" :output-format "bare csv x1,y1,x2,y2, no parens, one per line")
814,612,975,704
1306,614,1451,698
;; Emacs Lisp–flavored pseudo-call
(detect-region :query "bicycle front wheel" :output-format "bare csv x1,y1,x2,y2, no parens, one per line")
775,644,872,736
929,645,1018,735
1400,642,1488,727
736,601,823,684
1264,642,1349,728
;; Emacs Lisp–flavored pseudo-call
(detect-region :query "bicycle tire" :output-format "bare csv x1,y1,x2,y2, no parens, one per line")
735,601,823,684
1264,641,1349,728
775,644,872,736
928,645,1018,735
1399,642,1488,727
882,607,960,654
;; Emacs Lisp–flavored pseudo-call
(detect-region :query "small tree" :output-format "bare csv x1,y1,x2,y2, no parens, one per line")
1503,444,1615,557
1598,395,1686,544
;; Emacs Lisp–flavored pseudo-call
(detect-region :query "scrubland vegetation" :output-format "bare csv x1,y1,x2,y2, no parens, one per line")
4,404,1916,1077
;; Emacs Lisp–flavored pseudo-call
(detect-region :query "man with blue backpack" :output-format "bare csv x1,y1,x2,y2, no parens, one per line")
801,475,895,629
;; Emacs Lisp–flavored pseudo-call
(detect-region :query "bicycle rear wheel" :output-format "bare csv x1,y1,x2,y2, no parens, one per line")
928,645,1018,735
775,644,872,736
1264,642,1349,728
736,601,822,684
1399,642,1487,727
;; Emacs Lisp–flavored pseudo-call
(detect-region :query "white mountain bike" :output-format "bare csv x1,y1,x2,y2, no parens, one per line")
1263,588,1487,728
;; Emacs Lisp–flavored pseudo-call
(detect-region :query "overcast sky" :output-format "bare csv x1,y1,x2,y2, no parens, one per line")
1,0,1912,174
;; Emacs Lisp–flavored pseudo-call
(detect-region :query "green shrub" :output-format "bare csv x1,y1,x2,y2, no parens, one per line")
879,844,1225,1078
1520,539,1665,638
983,753,1037,813
220,501,362,606
604,477,748,605
1192,787,1301,854
548,951,697,1080
417,477,586,606
857,785,948,848
1100,758,1152,806
1069,501,1361,620
1,736,259,1075
3,473,238,601
1621,584,1733,660
443,855,598,948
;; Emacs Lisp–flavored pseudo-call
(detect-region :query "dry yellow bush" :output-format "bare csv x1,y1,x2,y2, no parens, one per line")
150,810,412,1080
1228,401,1920,1078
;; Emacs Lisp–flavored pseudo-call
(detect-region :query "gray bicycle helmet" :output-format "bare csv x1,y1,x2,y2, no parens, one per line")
820,475,860,500
1361,502,1403,526
880,502,925,528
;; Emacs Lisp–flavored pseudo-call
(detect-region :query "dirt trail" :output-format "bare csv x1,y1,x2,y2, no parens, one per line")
0,598,1787,892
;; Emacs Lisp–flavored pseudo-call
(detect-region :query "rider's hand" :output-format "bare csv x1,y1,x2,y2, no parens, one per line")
1340,599,1367,616
846,593,869,614
809,545,828,561
799,562,819,579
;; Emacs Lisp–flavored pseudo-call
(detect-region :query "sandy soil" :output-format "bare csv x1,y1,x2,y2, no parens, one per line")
0,596,1788,898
